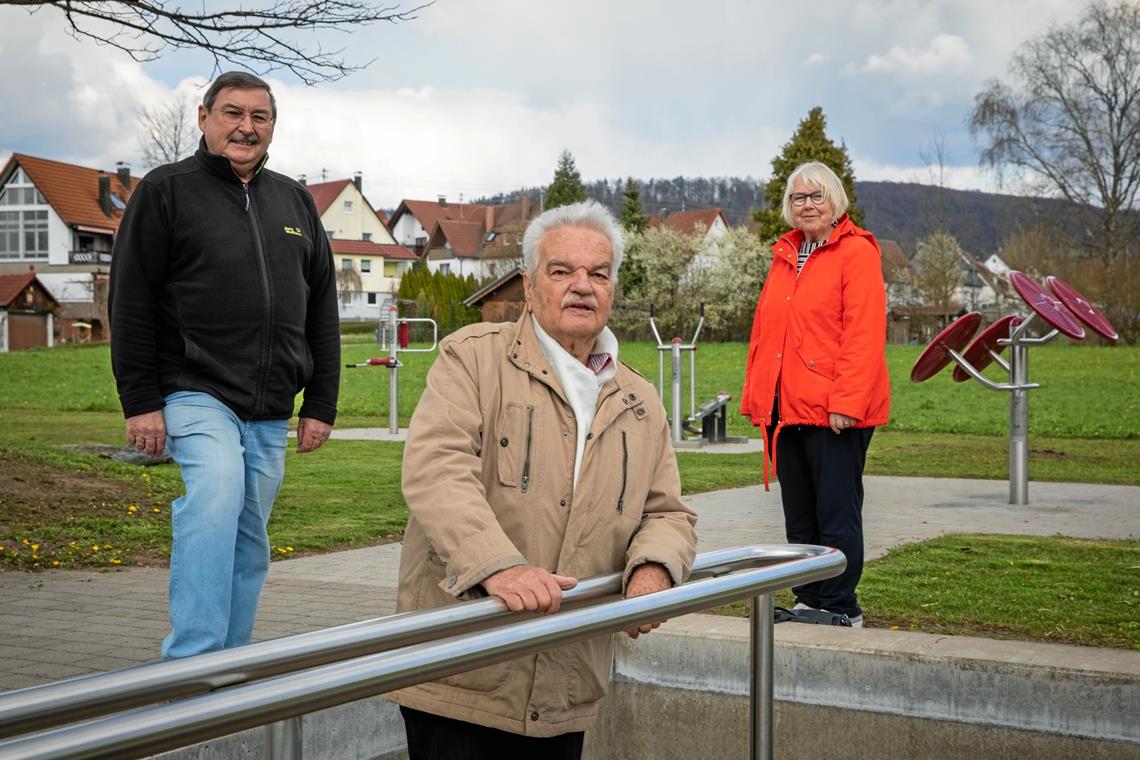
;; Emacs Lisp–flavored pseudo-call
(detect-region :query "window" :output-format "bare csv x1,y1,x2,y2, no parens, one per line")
362,232,372,242
384,261,398,277
343,200,353,214
341,258,353,270
485,232,496,242
367,292,377,305
440,263,450,275
0,209,47,260
360,259,371,273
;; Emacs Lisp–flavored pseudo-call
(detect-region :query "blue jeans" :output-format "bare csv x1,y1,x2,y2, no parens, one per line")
161,391,288,660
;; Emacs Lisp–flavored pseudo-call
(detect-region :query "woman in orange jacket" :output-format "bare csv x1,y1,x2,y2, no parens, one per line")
741,161,890,627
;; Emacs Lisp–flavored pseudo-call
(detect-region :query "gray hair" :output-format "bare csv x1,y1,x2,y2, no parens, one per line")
781,161,849,227
203,71,277,120
522,200,624,279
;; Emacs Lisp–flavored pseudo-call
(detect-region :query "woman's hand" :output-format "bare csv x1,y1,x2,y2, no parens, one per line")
829,412,858,434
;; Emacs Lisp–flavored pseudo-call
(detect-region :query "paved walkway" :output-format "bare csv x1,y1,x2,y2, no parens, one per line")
1,470,1137,692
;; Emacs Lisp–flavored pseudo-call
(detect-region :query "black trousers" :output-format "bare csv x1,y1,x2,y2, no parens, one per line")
400,706,586,760
771,422,874,618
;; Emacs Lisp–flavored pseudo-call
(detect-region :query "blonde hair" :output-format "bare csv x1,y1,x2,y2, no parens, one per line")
781,161,850,227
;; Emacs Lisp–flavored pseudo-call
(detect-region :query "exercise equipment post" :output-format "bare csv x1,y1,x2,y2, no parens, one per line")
909,271,1116,505
347,305,438,434
648,304,704,444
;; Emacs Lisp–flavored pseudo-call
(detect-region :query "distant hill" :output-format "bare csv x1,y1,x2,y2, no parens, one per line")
476,177,1073,257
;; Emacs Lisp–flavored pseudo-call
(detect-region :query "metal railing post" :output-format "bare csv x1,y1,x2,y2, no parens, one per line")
671,337,683,444
264,717,302,760
750,593,774,760
387,306,399,434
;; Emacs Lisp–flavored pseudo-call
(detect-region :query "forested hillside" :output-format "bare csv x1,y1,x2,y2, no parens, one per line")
476,178,1072,257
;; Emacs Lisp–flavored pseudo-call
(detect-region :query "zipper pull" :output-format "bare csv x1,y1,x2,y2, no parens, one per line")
243,184,250,212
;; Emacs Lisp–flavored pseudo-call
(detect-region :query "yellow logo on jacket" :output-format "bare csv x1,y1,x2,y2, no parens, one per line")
283,226,303,237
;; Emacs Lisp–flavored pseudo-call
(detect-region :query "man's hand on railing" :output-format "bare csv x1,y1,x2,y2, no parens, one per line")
623,562,673,639
481,565,578,615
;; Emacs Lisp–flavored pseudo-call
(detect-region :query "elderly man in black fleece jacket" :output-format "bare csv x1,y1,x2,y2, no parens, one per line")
109,71,340,659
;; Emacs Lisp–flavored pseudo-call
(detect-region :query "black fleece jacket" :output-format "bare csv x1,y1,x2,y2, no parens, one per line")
109,142,340,424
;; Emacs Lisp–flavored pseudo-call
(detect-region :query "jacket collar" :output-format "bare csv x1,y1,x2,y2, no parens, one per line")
194,136,270,185
772,213,871,267
508,312,638,406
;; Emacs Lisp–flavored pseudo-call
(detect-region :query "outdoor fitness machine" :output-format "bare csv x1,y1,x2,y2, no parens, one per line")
909,271,1118,505
346,304,438,434
648,303,744,447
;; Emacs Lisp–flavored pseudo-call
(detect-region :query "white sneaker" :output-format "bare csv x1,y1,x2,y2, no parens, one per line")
792,602,818,612
848,614,863,629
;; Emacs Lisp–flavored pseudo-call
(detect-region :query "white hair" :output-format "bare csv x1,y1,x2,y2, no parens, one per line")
780,161,850,228
522,200,624,279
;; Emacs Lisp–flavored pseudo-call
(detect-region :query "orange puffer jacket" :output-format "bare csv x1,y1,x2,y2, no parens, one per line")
740,214,890,487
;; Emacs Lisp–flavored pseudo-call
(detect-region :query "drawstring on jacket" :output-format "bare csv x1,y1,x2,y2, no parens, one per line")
758,419,784,491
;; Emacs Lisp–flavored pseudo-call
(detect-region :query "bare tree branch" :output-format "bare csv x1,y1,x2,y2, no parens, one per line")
138,95,199,169
969,0,1140,266
3,0,431,84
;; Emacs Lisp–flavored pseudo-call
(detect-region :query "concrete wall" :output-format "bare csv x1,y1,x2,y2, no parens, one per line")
586,614,1140,760
155,614,1140,760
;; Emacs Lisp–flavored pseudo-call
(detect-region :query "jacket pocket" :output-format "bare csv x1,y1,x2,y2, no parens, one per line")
797,347,836,380
495,402,534,489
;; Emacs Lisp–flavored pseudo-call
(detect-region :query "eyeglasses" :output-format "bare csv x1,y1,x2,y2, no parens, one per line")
212,106,274,128
789,191,825,207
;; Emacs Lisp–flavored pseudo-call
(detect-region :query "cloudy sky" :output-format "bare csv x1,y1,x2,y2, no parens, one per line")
0,0,1084,209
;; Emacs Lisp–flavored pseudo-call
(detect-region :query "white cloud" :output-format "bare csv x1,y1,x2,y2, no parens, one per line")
0,0,1093,208
844,34,972,76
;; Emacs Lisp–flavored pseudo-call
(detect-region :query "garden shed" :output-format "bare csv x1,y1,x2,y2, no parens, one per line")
0,272,59,352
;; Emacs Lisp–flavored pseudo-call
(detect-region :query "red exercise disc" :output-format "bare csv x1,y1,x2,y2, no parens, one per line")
1046,276,1118,341
1008,271,1085,340
910,311,982,382
952,315,1022,382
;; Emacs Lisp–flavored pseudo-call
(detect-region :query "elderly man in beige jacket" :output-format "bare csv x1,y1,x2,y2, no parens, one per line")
389,201,698,759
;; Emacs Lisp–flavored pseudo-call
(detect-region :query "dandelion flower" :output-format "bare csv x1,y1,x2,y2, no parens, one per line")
31,544,39,551
153,508,161,513
91,545,99,551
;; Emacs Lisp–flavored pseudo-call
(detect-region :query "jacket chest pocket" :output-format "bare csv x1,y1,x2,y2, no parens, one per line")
601,421,655,520
495,401,536,491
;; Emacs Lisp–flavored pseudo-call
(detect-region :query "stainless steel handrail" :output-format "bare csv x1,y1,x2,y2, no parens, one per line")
0,544,813,737
0,545,844,760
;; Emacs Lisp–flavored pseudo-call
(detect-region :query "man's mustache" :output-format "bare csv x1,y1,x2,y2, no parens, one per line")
562,296,597,310
229,133,260,145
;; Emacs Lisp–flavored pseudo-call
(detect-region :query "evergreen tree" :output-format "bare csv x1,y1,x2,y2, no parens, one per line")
618,177,648,233
754,106,862,240
545,149,588,209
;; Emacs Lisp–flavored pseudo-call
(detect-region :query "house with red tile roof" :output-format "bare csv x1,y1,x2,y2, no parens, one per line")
303,174,416,321
387,195,539,280
0,153,139,341
387,196,538,281
0,271,59,351
647,208,731,269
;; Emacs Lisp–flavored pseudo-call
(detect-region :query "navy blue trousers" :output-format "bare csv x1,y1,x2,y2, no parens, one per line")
400,706,585,760
771,422,874,618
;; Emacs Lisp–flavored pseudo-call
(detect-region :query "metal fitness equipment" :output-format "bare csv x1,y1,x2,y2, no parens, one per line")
909,271,1117,505
649,303,704,444
646,304,748,447
346,304,438,434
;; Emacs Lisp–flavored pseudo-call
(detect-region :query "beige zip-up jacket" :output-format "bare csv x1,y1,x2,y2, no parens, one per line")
387,314,698,737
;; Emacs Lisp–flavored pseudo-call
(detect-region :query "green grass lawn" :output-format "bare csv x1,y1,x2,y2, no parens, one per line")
1,340,1138,648
716,533,1140,651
